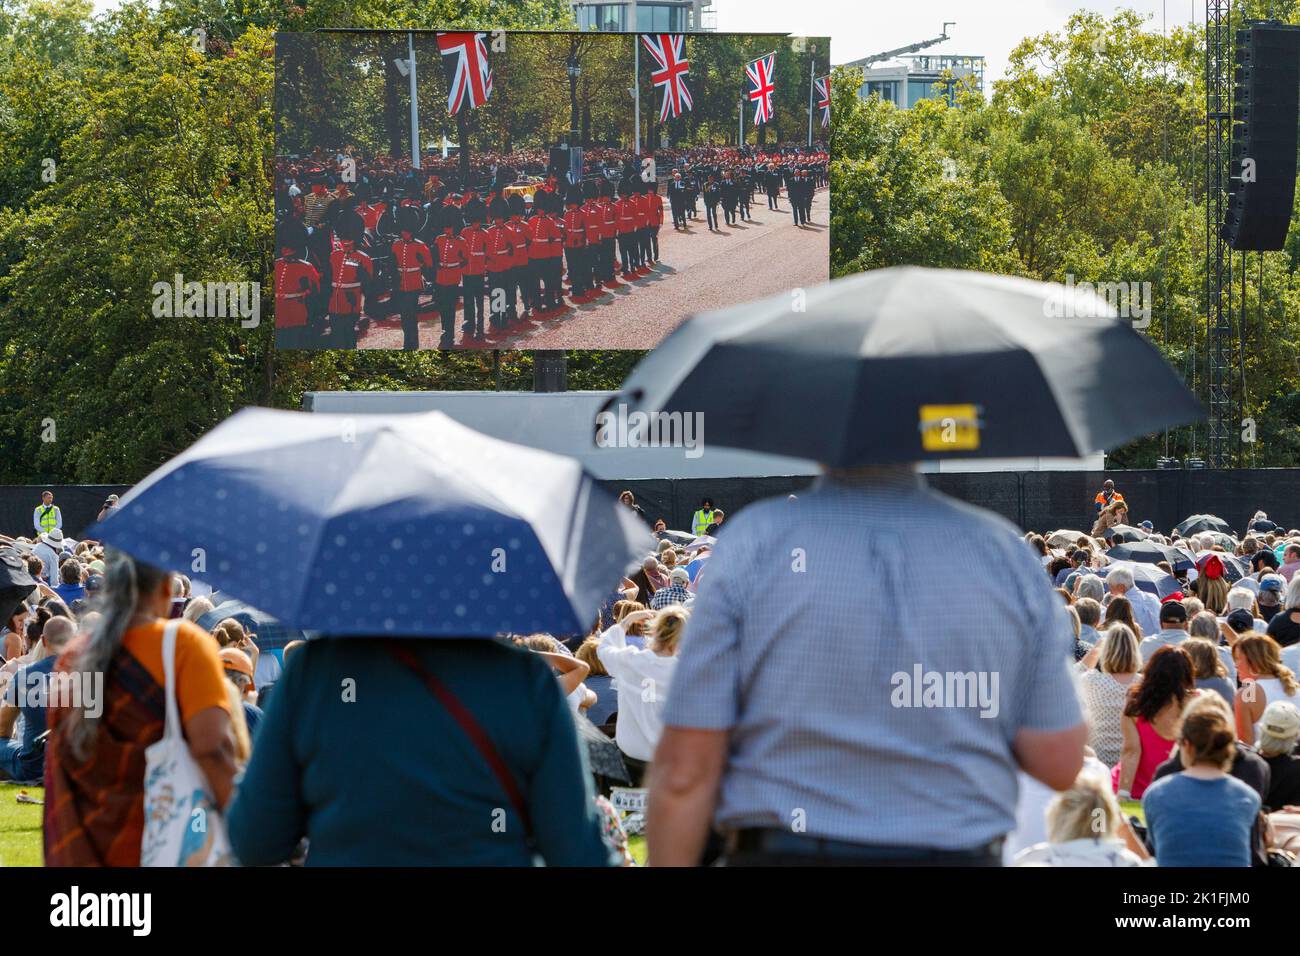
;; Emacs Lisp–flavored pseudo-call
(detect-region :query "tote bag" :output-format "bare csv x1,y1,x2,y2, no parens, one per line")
141,619,233,867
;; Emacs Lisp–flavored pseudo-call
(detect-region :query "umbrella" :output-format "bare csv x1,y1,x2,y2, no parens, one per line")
1103,524,1149,544
1194,551,1246,584
91,408,652,638
603,268,1204,466
1106,540,1195,572
574,713,630,783
655,529,696,545
1102,560,1180,599
0,548,36,625
196,600,305,654
683,535,716,553
1174,514,1233,537
1047,529,1094,549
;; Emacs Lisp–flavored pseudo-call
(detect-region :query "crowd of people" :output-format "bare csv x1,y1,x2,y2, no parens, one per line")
6,476,1300,868
272,144,828,350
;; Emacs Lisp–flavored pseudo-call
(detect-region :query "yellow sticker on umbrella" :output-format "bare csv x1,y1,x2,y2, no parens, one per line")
919,404,982,451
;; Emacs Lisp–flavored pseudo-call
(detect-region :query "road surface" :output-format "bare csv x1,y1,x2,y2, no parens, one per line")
355,186,830,351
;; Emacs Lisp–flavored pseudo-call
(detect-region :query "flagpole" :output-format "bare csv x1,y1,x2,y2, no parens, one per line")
808,48,815,147
408,32,420,170
634,33,641,154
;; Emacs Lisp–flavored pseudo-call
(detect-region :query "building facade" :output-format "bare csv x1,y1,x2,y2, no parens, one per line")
570,1,716,32
855,54,985,107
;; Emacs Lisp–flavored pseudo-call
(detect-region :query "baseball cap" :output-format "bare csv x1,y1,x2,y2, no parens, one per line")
1260,573,1286,593
1225,608,1255,633
1139,520,1154,530
670,567,690,585
1159,601,1187,624
84,574,103,593
219,647,255,688
1259,701,1300,743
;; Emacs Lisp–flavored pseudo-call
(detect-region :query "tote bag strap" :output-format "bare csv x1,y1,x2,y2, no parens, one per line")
385,640,534,841
160,619,184,741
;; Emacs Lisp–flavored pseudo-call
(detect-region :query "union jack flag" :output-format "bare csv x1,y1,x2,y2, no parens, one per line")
815,74,831,128
745,52,776,126
437,32,494,115
641,34,693,122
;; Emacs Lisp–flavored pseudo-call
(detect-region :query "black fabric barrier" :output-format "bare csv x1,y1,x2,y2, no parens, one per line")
0,485,133,540
4,471,1299,543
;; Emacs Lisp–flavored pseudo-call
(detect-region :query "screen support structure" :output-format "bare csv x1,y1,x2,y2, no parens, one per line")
1204,0,1237,467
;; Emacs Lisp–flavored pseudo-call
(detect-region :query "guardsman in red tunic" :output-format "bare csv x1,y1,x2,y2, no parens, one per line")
581,180,605,302
646,181,664,264
391,205,433,350
528,188,564,314
274,219,321,350
459,195,489,339
598,179,619,288
432,202,467,349
325,211,373,350
561,185,590,302
506,194,533,321
615,184,639,278
484,198,516,331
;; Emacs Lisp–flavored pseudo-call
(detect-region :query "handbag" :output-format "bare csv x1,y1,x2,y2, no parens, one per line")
141,619,233,867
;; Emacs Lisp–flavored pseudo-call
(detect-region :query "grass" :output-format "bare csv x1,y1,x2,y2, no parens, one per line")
0,785,44,867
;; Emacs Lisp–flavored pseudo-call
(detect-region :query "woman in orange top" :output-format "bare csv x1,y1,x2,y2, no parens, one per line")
44,551,236,866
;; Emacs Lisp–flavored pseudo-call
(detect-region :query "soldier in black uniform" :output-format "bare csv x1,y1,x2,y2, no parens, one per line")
737,166,752,221
765,163,782,210
703,173,721,231
668,169,689,230
720,170,738,227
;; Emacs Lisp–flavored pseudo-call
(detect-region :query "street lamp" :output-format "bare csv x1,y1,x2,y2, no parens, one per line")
567,55,582,147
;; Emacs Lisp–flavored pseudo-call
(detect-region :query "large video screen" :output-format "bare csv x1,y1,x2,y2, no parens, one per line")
274,30,830,351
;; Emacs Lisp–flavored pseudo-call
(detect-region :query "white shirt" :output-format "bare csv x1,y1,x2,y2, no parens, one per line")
595,623,677,763
1113,586,1162,637
1139,629,1236,682
32,542,60,585
1004,757,1111,864
1014,838,1147,867
32,504,61,534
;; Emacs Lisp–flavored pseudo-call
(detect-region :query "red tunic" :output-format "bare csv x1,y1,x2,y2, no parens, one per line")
461,226,488,276
563,207,587,249
327,244,373,315
391,238,432,292
485,224,515,273
616,198,636,235
583,201,604,244
529,214,562,260
433,232,467,286
274,256,319,328
508,219,531,268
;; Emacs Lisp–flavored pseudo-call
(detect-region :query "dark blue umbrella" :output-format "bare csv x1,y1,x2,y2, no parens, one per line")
1175,514,1233,537
196,600,304,653
91,408,651,637
1106,540,1195,571
1102,561,1180,599
1103,524,1149,544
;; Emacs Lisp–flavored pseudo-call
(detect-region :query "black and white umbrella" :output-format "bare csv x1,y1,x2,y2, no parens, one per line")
604,268,1204,466
1175,514,1233,537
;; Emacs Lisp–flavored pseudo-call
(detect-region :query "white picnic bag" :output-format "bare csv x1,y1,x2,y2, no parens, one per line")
140,619,233,867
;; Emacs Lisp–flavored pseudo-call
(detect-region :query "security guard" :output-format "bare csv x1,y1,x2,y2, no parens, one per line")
691,498,716,538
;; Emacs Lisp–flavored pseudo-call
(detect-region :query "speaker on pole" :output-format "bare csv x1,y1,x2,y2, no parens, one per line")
1221,23,1300,251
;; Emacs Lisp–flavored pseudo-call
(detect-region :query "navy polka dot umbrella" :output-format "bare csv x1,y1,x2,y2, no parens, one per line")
89,408,652,638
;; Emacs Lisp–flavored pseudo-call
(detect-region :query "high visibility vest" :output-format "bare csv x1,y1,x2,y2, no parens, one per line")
37,504,59,533
691,509,714,537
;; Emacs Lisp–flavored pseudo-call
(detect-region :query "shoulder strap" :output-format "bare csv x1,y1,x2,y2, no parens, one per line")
386,641,534,841
160,619,184,740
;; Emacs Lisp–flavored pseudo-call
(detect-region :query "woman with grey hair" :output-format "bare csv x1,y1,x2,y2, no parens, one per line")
43,549,236,865
1256,700,1300,809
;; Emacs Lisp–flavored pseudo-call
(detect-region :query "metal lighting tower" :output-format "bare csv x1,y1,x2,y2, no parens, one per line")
1204,0,1236,468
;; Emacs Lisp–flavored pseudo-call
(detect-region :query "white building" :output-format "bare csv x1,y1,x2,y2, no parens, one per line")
570,0,716,33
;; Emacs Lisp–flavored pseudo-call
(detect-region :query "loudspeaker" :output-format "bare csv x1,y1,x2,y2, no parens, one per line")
549,146,570,173
1221,23,1300,251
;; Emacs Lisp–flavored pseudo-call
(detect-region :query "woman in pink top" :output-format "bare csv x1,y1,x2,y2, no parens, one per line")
1113,645,1195,799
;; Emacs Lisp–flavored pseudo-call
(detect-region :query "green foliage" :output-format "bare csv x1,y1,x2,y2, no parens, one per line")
832,9,1300,467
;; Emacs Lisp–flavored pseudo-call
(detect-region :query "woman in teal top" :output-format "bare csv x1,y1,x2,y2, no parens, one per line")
227,637,615,866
